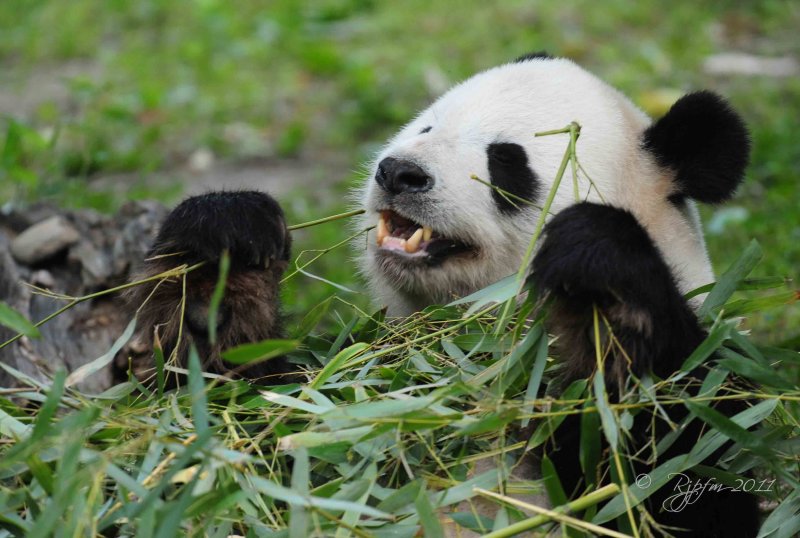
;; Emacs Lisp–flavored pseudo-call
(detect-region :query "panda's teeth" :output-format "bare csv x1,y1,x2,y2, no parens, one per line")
405,228,423,253
422,226,432,242
377,215,388,246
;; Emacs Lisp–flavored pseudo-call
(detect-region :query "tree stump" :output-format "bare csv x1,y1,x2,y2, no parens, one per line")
0,201,167,393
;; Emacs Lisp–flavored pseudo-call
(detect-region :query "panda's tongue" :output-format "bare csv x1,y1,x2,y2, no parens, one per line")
380,235,424,255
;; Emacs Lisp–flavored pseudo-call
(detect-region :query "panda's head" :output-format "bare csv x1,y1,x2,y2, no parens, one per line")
359,54,749,315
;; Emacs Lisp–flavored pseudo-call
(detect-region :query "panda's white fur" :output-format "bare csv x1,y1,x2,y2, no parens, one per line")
358,57,714,314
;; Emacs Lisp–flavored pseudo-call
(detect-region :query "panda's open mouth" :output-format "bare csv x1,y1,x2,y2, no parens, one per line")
376,210,474,261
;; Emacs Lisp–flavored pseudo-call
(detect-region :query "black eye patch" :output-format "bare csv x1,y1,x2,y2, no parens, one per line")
486,142,540,213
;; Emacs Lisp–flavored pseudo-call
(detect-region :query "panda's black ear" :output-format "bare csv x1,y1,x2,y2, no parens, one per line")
514,51,553,63
643,91,750,204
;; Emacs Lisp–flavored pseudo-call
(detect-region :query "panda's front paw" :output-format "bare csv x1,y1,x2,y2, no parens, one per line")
529,202,703,382
151,191,291,268
127,190,293,382
531,202,669,308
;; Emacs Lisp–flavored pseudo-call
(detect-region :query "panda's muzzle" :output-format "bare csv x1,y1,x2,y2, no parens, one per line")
376,210,473,261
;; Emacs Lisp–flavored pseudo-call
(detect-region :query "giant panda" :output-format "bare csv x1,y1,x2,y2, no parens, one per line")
130,53,759,536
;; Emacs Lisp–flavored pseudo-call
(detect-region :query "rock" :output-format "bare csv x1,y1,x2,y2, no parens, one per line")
703,53,799,78
112,201,167,276
188,147,215,172
10,216,81,265
30,269,55,288
69,241,113,287
1,203,59,233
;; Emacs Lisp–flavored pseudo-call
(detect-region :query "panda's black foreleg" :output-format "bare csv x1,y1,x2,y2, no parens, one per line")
530,202,707,384
529,202,759,537
126,191,295,382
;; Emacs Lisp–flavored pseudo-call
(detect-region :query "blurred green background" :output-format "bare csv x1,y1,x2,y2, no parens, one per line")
1,0,797,343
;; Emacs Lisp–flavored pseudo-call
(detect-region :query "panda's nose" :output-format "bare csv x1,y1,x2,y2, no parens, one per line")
375,158,434,194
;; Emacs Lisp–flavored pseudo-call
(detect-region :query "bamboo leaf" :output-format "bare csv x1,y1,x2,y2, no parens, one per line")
278,426,373,450
0,301,40,338
335,463,377,538
717,351,797,390
448,273,518,316
323,394,438,421
456,408,518,436
579,397,601,486
698,239,762,319
593,371,618,450
289,448,309,538
65,317,136,387
248,475,390,519
31,370,65,442
467,325,539,388
521,328,548,428
26,454,54,495
594,399,779,524
377,479,423,513
722,290,798,317
433,467,510,508
188,346,209,437
684,400,770,455
222,339,299,365
207,251,230,345
310,342,369,389
154,464,203,538
260,391,330,415
528,379,587,449
327,316,361,360
680,320,732,372
415,484,444,538
541,455,568,507
757,490,800,538
292,296,333,338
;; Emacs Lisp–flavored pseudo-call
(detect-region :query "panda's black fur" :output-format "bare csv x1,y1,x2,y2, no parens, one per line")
487,142,541,214
514,50,554,62
127,191,294,380
130,55,761,536
152,190,291,268
644,91,751,205
531,202,707,384
531,202,759,537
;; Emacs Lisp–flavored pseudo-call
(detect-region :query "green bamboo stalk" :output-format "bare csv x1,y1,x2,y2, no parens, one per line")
494,121,581,333
287,209,365,231
477,483,623,538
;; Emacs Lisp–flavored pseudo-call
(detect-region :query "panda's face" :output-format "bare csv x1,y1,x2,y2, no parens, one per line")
358,58,713,315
